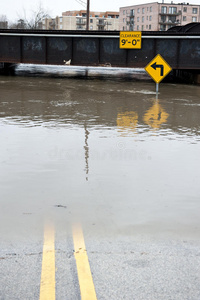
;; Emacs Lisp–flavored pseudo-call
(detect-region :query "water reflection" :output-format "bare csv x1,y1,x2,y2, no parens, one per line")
0,77,200,141
117,100,170,134
84,124,90,181
143,100,169,129
117,111,138,136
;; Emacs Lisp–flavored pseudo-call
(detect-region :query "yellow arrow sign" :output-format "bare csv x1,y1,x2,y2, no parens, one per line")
119,31,142,49
145,54,172,83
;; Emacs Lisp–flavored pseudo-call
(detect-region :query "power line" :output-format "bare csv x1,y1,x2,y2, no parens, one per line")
75,0,86,8
74,0,90,31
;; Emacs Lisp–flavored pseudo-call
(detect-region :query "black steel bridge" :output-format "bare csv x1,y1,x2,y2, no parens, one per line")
0,25,200,79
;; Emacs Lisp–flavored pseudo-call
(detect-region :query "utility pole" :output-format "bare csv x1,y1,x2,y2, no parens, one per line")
86,0,90,30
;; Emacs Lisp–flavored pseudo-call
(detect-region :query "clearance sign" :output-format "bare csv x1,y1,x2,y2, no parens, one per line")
119,31,142,49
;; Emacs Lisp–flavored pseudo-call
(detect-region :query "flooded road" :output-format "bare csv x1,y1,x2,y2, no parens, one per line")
1,75,200,240
1,72,200,299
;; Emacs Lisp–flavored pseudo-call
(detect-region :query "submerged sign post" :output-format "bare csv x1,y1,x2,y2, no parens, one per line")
119,31,142,49
145,54,172,93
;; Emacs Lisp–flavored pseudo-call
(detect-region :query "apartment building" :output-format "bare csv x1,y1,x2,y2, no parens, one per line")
119,2,200,31
42,10,119,31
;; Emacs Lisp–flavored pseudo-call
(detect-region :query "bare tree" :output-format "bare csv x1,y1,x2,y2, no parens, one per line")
9,3,50,29
0,15,8,29
0,15,7,22
26,3,50,29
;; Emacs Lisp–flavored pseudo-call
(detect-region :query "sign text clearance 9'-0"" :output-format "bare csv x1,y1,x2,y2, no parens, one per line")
119,32,142,49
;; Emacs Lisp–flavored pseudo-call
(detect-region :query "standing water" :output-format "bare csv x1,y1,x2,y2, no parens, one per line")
0,70,200,241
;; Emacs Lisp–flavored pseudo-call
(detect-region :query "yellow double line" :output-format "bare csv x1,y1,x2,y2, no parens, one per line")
39,223,55,300
39,223,97,300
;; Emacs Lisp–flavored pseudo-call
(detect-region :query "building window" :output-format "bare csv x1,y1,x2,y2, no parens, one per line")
142,25,144,30
137,25,139,30
90,19,93,23
169,15,176,23
60,17,62,23
137,17,139,22
147,7,149,11
147,16,148,20
130,17,134,26
169,7,177,14
160,24,166,31
123,10,125,15
192,8,198,14
60,24,63,29
183,7,187,12
149,16,152,21
161,15,166,22
149,24,151,29
123,18,125,23
142,16,144,22
90,25,93,30
150,7,152,12
161,6,167,14
183,16,186,21
142,8,145,14
192,16,197,22
137,8,140,13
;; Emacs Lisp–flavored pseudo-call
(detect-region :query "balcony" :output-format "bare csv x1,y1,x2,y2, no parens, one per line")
159,11,181,16
76,26,85,30
159,20,180,25
97,19,106,27
127,12,135,17
76,18,86,25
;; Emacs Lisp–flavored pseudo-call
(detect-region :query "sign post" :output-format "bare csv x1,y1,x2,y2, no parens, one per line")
156,83,159,93
145,54,172,94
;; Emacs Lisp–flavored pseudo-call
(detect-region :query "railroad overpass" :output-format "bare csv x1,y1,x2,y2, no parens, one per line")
0,27,200,82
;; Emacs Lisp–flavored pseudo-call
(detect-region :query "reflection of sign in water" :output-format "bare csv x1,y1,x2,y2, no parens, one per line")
117,111,138,134
119,31,142,49
143,101,169,129
145,54,172,83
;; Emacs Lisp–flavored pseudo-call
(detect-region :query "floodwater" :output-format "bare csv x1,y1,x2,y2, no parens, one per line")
1,68,200,242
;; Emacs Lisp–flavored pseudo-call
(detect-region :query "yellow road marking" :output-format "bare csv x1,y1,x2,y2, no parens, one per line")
73,223,97,300
40,223,55,300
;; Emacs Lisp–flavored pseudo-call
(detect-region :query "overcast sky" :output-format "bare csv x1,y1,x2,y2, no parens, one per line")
1,0,200,22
